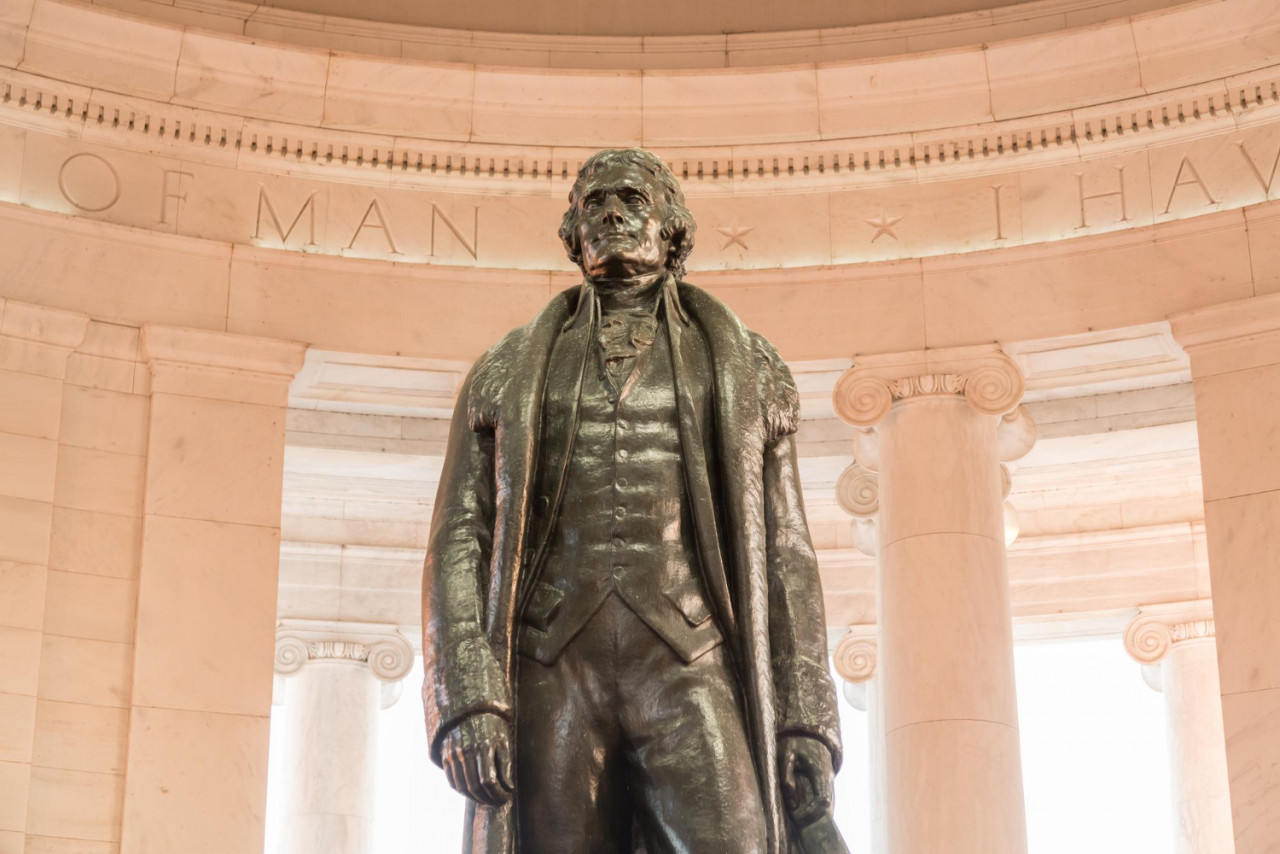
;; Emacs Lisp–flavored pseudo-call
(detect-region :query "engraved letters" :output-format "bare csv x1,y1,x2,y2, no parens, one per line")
1236,139,1280,196
347,198,400,254
430,204,479,260
990,184,1008,241
30,130,1280,268
58,153,120,213
1075,167,1129,229
159,170,194,225
1161,156,1216,214
254,188,319,247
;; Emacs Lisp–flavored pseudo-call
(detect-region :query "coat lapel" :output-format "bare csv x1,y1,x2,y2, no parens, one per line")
517,298,594,611
679,281,788,854
665,281,737,641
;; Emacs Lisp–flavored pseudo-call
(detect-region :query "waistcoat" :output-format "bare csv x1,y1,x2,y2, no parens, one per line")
519,313,723,665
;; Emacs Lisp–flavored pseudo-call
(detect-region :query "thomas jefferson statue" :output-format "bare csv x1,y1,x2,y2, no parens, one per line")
423,148,846,854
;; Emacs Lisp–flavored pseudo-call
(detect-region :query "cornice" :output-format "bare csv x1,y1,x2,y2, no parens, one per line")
140,323,308,378
3,0,1280,195
2,63,1268,195
1170,291,1280,352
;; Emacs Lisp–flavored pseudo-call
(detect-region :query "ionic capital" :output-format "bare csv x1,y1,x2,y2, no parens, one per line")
833,346,1026,427
833,629,878,684
1123,601,1216,665
835,462,879,520
835,462,880,556
275,619,415,683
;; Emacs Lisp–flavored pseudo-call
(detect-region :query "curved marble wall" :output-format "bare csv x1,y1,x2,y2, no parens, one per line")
1,0,1279,361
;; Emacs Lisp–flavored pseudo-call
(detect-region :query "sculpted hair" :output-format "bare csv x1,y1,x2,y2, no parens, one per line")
559,148,697,278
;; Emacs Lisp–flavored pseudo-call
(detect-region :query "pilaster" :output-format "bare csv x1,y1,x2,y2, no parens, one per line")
1171,292,1280,854
120,324,306,854
0,299,87,852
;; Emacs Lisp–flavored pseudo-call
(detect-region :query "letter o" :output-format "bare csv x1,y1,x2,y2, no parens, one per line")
57,153,121,213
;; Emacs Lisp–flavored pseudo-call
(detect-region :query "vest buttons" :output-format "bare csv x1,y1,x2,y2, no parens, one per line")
617,449,629,459
618,419,630,431
617,478,628,488
612,536,625,547
614,506,627,518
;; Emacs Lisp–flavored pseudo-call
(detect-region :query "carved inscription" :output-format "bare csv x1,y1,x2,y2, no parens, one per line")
27,126,1280,268
1235,139,1280,196
254,189,318,247
1162,156,1216,214
990,184,1008,241
430,204,479,260
1075,166,1129,229
58,154,120,213
348,198,400,254
159,170,194,225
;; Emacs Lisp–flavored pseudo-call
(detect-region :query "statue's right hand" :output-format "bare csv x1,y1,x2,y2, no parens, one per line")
440,712,515,806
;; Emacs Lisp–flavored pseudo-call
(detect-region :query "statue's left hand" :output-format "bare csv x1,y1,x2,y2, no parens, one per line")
778,734,835,827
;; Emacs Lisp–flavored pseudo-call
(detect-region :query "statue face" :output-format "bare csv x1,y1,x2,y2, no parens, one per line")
574,163,670,280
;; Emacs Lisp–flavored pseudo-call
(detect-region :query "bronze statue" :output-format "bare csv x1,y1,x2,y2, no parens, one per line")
423,148,847,854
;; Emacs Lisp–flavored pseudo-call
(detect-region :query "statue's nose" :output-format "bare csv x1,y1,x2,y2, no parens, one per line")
601,197,625,225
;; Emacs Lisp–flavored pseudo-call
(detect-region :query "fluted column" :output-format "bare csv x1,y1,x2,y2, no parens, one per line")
833,345,1034,854
834,630,886,854
1125,602,1234,854
274,620,414,854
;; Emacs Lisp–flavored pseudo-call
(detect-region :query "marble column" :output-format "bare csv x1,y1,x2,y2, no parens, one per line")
833,345,1034,854
834,630,886,854
121,324,306,854
1125,602,1234,854
1171,293,1280,854
274,620,414,854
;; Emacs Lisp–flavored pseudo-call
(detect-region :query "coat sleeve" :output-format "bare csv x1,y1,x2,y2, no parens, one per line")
764,433,843,771
755,331,843,771
421,358,513,766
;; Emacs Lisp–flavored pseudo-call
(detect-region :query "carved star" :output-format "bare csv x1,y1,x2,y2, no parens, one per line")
715,222,754,251
865,210,904,243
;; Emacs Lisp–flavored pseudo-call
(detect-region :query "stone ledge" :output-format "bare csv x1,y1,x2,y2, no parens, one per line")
3,0,1280,155
140,323,307,380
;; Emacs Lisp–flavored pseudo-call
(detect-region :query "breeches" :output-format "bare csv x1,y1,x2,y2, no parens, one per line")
515,593,767,854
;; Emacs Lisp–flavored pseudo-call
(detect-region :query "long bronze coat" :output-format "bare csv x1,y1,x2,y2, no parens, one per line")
422,279,841,854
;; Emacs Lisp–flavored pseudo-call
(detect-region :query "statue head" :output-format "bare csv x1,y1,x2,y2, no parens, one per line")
559,148,696,280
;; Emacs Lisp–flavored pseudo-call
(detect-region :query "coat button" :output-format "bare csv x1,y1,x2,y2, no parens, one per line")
535,496,549,514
